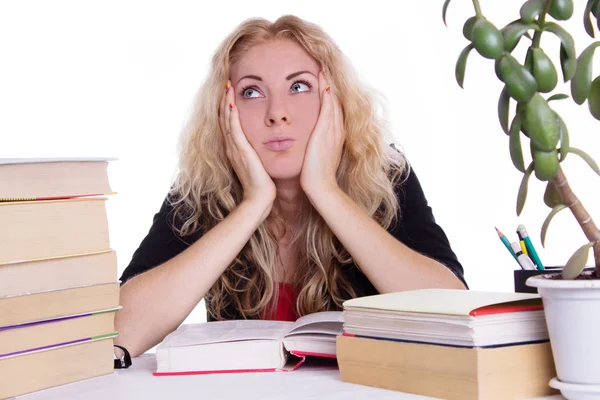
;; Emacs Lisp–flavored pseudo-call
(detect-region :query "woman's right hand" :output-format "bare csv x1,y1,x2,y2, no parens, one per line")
219,81,276,217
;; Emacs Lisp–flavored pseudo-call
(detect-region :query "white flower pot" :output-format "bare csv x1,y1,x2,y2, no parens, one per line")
527,273,600,399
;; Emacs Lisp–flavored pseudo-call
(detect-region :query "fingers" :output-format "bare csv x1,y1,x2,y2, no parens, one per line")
224,80,233,136
221,81,253,154
319,69,331,101
314,70,333,133
334,96,346,145
219,80,237,163
331,86,342,136
219,81,229,135
228,101,250,152
320,71,344,142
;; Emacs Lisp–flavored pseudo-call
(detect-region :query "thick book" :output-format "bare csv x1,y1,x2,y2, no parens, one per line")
0,335,116,399
0,197,110,264
154,311,343,376
0,157,114,201
337,335,558,400
342,289,547,347
0,282,120,327
0,250,117,297
0,307,120,357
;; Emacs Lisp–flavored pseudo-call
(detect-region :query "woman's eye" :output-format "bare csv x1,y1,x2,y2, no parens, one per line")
291,82,311,93
242,88,262,98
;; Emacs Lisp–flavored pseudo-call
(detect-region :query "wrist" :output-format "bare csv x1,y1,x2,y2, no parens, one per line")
302,179,342,204
239,197,274,223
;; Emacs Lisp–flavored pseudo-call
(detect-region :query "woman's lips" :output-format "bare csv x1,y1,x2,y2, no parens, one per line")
263,137,296,151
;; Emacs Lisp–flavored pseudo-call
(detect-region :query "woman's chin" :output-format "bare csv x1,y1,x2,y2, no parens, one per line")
261,153,305,181
266,166,302,181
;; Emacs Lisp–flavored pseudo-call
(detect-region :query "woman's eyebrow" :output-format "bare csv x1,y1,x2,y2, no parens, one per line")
286,70,315,80
236,75,262,85
235,70,315,85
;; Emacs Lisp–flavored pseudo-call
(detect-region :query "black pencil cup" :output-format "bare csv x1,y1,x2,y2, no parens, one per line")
513,267,562,294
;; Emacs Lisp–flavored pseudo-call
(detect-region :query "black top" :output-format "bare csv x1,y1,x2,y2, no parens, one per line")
120,167,468,319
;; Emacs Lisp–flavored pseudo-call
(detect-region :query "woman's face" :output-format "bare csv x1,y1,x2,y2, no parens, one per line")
229,40,321,181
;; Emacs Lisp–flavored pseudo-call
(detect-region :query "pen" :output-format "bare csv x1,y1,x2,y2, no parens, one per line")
495,227,518,262
510,241,536,270
517,224,545,271
516,230,529,256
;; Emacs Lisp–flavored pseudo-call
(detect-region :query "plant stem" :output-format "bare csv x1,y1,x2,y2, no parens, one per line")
472,0,483,19
552,166,600,275
532,0,553,48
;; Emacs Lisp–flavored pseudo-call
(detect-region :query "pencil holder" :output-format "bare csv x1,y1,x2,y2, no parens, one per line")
514,268,562,294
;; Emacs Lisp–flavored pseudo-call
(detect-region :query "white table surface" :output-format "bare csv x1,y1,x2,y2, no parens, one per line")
16,353,565,400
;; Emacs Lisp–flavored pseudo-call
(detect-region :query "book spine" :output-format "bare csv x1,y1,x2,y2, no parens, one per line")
0,194,106,202
0,197,38,202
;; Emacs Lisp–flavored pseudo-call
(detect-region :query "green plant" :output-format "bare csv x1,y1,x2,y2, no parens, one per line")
443,0,600,278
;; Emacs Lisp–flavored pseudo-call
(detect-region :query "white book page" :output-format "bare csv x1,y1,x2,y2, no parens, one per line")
159,320,294,349
343,289,540,316
285,311,343,337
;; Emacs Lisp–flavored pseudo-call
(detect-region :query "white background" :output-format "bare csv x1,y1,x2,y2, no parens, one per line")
2,0,599,325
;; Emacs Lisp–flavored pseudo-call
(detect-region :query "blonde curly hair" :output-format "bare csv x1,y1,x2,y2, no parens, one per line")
170,15,406,320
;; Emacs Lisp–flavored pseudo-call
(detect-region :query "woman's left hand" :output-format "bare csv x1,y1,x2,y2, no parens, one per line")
300,70,346,195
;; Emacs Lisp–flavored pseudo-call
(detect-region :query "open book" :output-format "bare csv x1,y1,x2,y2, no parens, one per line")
154,311,343,376
342,289,548,347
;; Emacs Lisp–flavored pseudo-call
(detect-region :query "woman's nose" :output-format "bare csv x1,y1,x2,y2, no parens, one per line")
268,115,288,125
265,99,291,126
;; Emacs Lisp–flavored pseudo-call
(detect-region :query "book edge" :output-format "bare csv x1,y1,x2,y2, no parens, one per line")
0,157,117,165
0,306,122,331
0,249,115,267
342,290,541,316
0,333,117,360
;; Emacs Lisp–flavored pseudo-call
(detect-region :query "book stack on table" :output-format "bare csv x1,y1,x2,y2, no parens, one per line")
337,289,558,400
0,158,120,399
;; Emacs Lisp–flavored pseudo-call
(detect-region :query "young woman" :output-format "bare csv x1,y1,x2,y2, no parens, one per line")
115,15,467,357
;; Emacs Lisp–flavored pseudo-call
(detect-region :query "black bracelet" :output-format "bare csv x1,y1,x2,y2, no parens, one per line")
113,345,132,369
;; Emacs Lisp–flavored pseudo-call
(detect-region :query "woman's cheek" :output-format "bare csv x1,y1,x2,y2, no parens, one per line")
236,103,265,141
292,95,320,129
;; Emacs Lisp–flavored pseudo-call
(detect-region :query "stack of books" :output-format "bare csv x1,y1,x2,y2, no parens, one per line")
0,158,121,399
337,289,558,400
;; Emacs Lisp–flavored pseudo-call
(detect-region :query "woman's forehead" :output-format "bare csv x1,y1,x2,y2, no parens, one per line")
231,40,319,81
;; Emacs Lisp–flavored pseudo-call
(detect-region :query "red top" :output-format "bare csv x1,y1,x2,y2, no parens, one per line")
261,282,299,322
